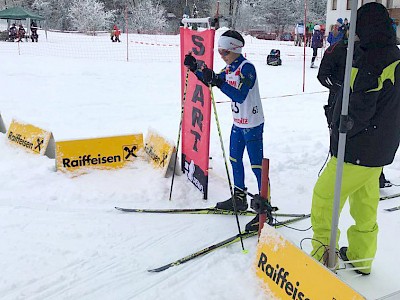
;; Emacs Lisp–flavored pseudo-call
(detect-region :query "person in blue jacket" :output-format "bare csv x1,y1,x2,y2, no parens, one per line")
311,24,324,68
184,30,265,232
327,24,344,46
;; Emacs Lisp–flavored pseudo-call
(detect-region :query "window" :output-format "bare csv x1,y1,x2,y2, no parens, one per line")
388,0,393,8
332,0,337,10
347,0,351,9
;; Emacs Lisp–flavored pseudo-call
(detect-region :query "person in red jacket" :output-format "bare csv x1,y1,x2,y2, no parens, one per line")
111,25,121,43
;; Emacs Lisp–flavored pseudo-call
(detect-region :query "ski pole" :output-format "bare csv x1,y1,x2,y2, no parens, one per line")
210,86,246,252
169,68,190,200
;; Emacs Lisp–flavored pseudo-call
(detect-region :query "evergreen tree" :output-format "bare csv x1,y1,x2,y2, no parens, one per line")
129,0,167,34
33,0,73,31
69,0,114,33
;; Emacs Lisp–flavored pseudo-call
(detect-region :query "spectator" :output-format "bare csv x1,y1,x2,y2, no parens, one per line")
8,23,17,41
306,21,314,47
336,18,343,29
327,24,344,45
295,21,305,46
318,32,348,123
319,32,392,190
17,24,25,42
340,18,350,34
31,21,38,42
310,2,400,275
311,24,324,68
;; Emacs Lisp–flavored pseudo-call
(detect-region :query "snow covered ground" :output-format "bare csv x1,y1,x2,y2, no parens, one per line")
0,29,400,300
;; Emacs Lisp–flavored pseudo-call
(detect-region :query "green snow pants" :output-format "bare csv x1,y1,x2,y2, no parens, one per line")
310,156,382,273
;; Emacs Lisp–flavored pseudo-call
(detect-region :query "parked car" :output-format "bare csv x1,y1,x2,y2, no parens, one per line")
280,32,294,41
248,30,277,40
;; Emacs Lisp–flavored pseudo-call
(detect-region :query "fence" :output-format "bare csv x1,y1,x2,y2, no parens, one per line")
0,28,324,63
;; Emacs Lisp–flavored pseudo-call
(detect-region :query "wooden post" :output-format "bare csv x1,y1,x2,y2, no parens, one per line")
258,158,270,237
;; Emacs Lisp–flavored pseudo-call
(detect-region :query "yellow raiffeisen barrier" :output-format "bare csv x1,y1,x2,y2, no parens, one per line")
56,134,143,172
144,129,176,176
0,113,6,133
254,226,366,300
6,119,55,158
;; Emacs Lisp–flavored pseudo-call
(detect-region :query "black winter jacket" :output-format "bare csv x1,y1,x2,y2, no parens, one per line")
317,40,347,125
330,4,400,167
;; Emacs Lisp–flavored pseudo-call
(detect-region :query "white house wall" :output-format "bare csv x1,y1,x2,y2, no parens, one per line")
326,0,400,36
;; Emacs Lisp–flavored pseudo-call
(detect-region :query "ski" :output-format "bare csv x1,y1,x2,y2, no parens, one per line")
384,205,400,212
147,214,310,273
115,206,306,218
380,192,400,201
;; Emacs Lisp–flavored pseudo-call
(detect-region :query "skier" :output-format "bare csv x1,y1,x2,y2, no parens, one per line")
310,2,400,275
111,25,121,42
184,30,265,232
310,24,323,68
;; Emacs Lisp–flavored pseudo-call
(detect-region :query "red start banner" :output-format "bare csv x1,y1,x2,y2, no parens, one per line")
180,27,215,200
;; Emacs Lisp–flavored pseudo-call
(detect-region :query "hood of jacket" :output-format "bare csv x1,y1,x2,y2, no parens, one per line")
356,2,396,49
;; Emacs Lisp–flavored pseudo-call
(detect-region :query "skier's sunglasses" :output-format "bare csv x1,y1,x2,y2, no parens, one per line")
218,48,230,57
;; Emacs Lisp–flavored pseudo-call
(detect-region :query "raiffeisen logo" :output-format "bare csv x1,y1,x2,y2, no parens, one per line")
62,154,121,168
257,252,310,300
8,131,34,149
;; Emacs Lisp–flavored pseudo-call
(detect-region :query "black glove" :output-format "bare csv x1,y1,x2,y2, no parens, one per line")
184,54,198,72
323,76,342,92
202,68,224,88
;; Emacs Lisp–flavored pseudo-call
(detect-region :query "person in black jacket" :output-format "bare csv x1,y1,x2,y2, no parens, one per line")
317,34,392,188
317,37,347,123
310,2,400,275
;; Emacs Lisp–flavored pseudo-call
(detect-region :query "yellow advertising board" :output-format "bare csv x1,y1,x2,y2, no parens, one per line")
144,129,176,176
0,113,6,133
56,134,143,172
6,119,55,158
254,226,365,300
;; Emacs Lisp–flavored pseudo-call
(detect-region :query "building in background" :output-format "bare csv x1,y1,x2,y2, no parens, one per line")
326,0,400,38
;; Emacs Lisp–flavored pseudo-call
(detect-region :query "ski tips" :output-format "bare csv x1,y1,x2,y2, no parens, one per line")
148,266,170,273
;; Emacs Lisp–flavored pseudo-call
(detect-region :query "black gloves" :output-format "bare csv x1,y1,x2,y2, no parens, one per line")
323,76,342,92
202,67,224,88
184,54,198,72
184,53,224,88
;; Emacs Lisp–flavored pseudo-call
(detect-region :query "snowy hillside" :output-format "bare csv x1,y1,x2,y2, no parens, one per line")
0,30,399,300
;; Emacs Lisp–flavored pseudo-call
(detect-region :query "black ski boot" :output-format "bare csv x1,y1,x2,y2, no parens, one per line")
245,214,260,232
379,172,392,188
215,188,248,211
339,247,370,275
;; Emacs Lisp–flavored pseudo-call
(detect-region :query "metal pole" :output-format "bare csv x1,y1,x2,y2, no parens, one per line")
125,4,129,62
327,0,358,271
302,0,307,92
